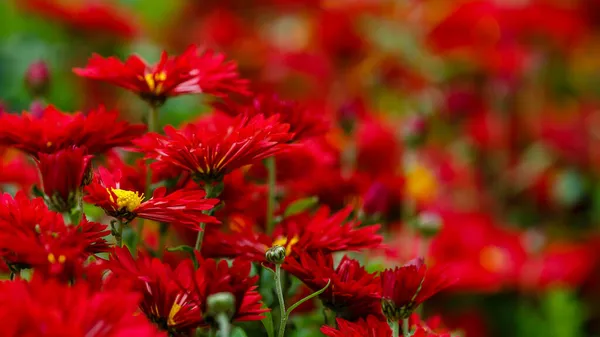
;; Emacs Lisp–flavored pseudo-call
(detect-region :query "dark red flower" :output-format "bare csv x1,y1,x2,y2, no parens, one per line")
109,248,201,336
0,105,146,158
84,168,219,230
17,0,139,40
0,192,110,281
0,277,164,336
74,45,249,106
186,255,268,325
135,113,292,182
381,258,456,320
215,93,329,142
205,206,382,262
36,146,92,212
285,252,381,321
321,315,391,337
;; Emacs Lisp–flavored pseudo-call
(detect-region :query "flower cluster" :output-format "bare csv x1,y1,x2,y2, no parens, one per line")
2,1,599,336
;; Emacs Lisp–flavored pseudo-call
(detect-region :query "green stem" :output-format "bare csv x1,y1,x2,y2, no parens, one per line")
116,219,124,248
402,318,409,337
158,222,168,257
215,312,231,337
275,265,287,337
137,105,160,250
266,157,276,234
194,183,216,253
389,320,400,337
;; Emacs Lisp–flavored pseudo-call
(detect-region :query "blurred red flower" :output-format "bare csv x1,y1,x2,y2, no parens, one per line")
74,45,249,106
0,105,145,158
84,168,219,230
0,277,164,336
285,252,381,321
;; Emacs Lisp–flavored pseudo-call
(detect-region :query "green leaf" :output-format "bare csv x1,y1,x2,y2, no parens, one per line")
261,311,275,337
543,288,585,337
231,327,248,337
284,196,318,218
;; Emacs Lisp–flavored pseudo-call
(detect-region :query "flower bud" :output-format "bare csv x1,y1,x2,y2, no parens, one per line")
414,211,443,238
381,298,400,321
25,61,50,97
29,100,46,118
403,115,429,148
206,292,236,319
266,245,286,264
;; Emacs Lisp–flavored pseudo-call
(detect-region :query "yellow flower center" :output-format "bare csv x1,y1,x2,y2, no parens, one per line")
47,253,66,264
405,162,438,203
167,303,182,326
270,235,299,256
142,71,167,95
108,188,144,212
479,245,509,273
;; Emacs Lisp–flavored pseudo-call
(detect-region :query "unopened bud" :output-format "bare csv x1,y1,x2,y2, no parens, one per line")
206,292,236,319
403,115,429,148
29,100,46,118
266,245,286,264
25,61,50,97
414,211,443,238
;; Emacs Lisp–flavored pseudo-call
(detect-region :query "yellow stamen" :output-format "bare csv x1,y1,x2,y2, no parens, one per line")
108,188,144,212
156,71,167,81
46,141,52,147
58,255,66,264
47,253,56,264
271,235,299,256
144,73,156,92
405,162,438,203
479,246,508,273
167,303,182,326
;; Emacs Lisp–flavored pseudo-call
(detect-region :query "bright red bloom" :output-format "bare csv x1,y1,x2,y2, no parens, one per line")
0,277,164,336
17,0,138,40
381,258,456,320
0,192,110,281
109,248,201,336
84,168,219,230
0,105,146,158
0,148,38,193
321,315,391,337
74,45,249,106
215,93,329,142
285,252,381,321
37,146,92,212
186,255,268,325
135,113,292,182
205,206,382,262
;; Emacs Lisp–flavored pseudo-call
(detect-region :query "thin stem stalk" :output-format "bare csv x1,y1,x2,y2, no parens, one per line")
402,318,409,337
275,265,287,337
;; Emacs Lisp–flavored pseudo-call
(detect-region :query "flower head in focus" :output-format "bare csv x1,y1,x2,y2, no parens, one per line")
320,315,391,337
0,105,146,158
205,206,382,262
84,168,219,230
0,277,164,336
380,258,456,321
109,248,200,335
135,113,292,183
0,192,110,282
74,45,249,107
285,252,381,321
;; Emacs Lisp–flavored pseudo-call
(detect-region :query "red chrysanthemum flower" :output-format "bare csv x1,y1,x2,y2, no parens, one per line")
0,277,164,336
0,105,146,158
186,255,268,326
37,146,92,212
380,258,456,321
215,93,329,142
109,248,201,336
204,206,382,262
0,192,110,281
73,45,249,106
84,168,219,230
17,0,139,40
285,252,381,321
135,113,292,182
321,316,391,337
